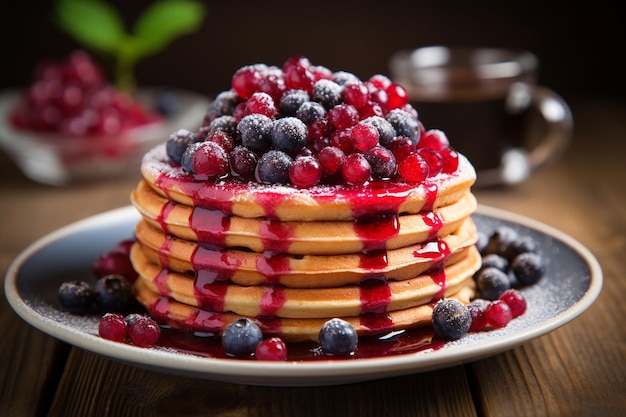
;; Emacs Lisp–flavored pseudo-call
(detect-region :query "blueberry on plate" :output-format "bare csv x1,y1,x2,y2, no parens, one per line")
93,274,133,313
318,318,358,356
222,318,263,357
512,252,545,285
431,299,472,340
58,280,95,314
476,267,511,300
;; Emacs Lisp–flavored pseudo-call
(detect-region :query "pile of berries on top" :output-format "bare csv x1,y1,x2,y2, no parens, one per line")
166,55,460,187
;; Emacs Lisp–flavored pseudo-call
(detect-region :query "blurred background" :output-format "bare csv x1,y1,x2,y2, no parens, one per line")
1,0,624,103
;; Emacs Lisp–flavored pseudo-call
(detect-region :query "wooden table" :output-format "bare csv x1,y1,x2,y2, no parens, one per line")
1,99,624,417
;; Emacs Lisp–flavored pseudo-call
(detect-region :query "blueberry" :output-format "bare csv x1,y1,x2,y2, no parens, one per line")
480,254,509,273
229,145,258,179
207,115,237,137
476,267,511,300
93,274,133,313
222,318,263,356
296,101,326,124
362,116,397,146
476,231,489,255
58,280,95,314
255,150,292,184
270,117,307,154
385,109,420,144
205,90,239,122
484,226,519,257
318,318,358,356
166,128,199,165
237,114,273,152
431,299,472,340
503,235,539,261
511,252,545,285
363,146,397,179
332,71,360,86
279,89,310,116
312,79,342,109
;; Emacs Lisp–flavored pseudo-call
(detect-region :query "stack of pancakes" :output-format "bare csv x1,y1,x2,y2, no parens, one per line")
129,145,480,341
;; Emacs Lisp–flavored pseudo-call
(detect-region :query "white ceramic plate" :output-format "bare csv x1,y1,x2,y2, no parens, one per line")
4,205,602,386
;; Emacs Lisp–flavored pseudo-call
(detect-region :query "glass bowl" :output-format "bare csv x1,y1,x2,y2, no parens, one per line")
0,88,210,185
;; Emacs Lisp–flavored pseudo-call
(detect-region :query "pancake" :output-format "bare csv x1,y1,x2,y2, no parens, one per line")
132,216,478,288
140,144,476,222
131,178,478,255
133,278,476,342
132,244,480,319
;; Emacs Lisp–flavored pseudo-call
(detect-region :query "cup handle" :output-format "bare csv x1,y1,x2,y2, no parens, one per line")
517,83,573,171
476,83,573,187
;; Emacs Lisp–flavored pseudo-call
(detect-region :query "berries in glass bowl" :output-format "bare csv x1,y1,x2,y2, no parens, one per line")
0,50,209,185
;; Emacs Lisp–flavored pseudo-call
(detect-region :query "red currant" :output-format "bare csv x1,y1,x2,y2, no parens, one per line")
419,129,450,150
342,82,369,108
385,83,409,110
327,104,359,130
98,313,128,342
255,337,288,361
128,316,161,347
398,153,429,182
350,123,379,151
417,148,443,176
342,153,371,184
318,146,345,176
485,300,513,328
289,155,322,187
440,147,459,173
498,289,527,318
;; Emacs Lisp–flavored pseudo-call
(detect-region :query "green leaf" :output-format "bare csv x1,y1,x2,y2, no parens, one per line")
55,0,126,53
132,0,206,58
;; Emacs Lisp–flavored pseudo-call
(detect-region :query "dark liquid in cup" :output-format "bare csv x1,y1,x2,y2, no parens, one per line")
413,97,530,171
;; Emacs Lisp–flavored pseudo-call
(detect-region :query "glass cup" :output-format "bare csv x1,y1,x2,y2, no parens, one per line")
389,46,572,187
